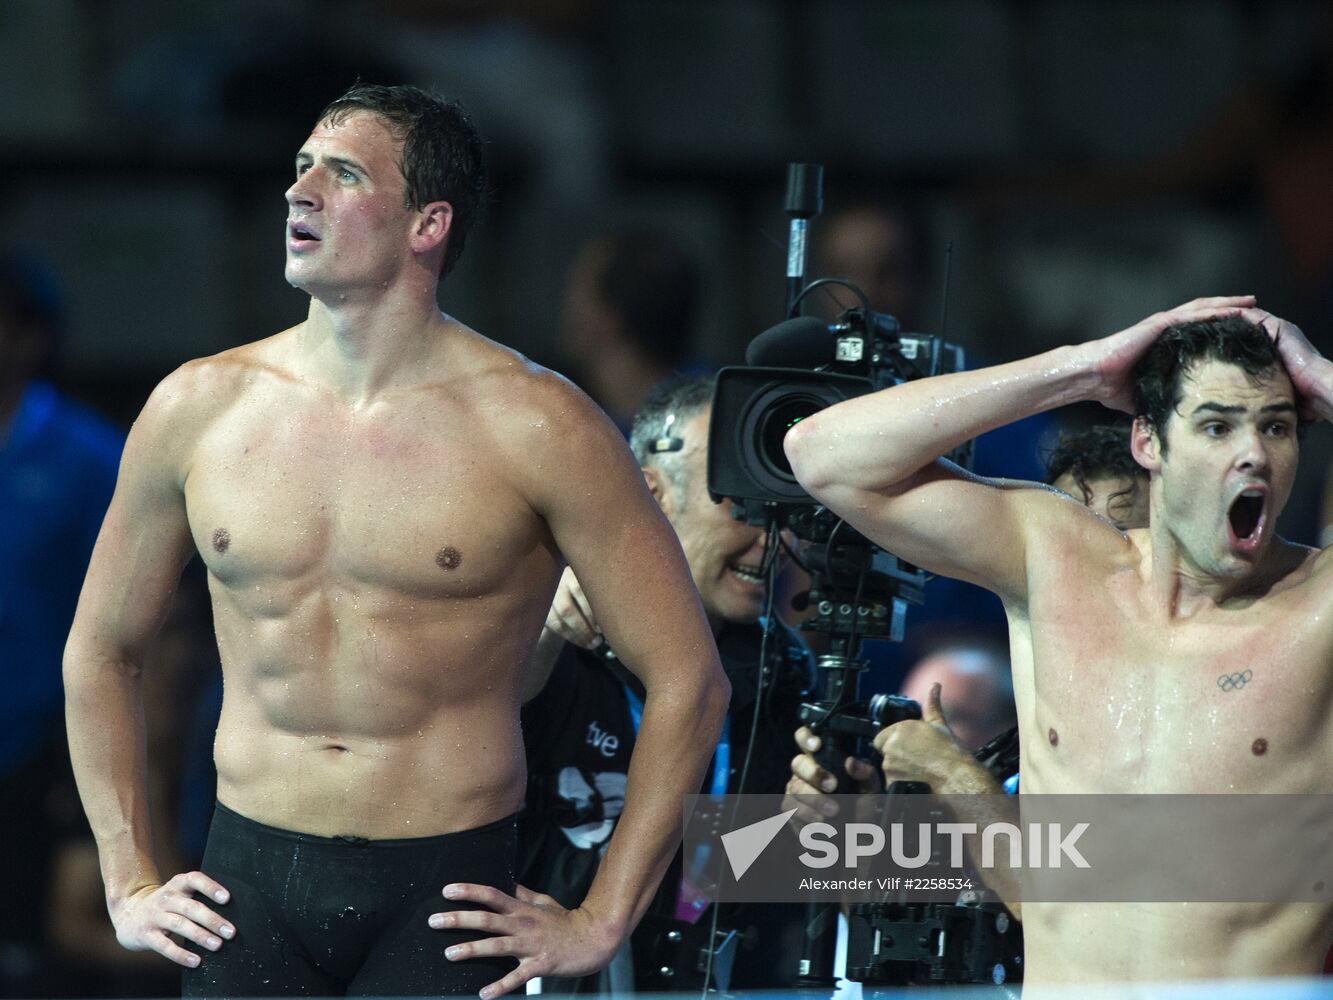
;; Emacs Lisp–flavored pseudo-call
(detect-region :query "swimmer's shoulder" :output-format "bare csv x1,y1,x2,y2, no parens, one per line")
441,322,619,441
1019,481,1143,563
156,329,301,408
131,331,302,459
1273,539,1333,596
436,324,638,506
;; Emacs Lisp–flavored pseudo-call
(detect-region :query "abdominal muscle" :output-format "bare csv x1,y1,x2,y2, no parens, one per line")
206,582,539,839
1022,900,1329,984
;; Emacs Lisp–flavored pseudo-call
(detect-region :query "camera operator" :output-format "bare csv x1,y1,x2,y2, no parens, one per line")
520,375,813,993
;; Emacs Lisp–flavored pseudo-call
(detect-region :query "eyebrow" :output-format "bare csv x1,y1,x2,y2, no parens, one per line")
294,152,369,176
1190,401,1298,417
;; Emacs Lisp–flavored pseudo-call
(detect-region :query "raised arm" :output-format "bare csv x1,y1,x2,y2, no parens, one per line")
784,297,1255,601
441,375,729,997
63,365,234,969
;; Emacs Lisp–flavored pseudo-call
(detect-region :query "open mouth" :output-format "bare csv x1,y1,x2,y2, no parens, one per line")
1227,489,1266,549
729,563,765,585
289,221,321,243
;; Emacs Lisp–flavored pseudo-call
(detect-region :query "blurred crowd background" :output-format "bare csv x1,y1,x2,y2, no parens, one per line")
3,1,1330,413
2,0,1331,994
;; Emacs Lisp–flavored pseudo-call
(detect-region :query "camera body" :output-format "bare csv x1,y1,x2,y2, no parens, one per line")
847,900,1023,988
707,302,969,649
707,304,968,532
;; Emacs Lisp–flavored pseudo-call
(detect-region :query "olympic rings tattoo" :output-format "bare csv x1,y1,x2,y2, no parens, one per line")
1216,670,1254,692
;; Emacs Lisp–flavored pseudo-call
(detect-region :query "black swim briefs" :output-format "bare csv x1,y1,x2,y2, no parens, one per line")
181,801,518,997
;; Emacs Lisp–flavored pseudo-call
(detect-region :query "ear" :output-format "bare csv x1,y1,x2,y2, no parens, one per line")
642,466,671,513
1131,416,1162,472
410,200,454,256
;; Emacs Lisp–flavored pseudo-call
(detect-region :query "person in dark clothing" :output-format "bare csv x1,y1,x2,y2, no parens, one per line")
521,375,812,993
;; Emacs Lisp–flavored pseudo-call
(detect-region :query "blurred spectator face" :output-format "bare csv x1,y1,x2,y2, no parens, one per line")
817,206,922,324
1044,424,1150,530
899,647,1015,750
652,407,781,629
559,237,617,366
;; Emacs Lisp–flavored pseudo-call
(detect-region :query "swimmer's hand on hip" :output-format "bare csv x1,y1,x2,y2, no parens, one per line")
111,871,235,969
429,882,621,999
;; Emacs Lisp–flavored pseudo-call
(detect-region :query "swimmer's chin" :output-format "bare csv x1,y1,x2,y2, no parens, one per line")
284,265,319,292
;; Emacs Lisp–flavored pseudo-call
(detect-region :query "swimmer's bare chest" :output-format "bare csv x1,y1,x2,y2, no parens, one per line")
183,382,561,735
1014,568,1333,795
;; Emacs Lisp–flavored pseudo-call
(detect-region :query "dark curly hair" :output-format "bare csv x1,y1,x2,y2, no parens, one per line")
1130,315,1292,455
318,83,487,278
1044,423,1146,512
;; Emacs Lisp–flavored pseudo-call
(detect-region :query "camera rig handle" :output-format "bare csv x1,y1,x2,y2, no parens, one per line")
798,653,922,790
784,162,823,318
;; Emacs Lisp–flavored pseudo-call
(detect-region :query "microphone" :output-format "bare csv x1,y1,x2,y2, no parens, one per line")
744,316,836,368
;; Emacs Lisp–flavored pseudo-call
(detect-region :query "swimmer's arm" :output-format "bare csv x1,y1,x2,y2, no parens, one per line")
516,380,729,943
437,375,728,994
785,297,1254,598
1300,358,1333,424
540,397,728,930
64,374,197,905
63,368,234,972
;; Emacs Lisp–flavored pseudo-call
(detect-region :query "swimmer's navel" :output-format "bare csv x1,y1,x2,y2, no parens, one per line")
1251,737,1268,756
1048,728,1059,748
322,744,350,754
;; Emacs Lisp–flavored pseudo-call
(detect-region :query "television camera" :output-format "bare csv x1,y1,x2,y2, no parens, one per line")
703,164,1020,994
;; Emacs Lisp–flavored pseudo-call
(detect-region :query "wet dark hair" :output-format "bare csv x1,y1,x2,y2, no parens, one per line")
1130,315,1291,455
1044,423,1146,512
318,83,486,278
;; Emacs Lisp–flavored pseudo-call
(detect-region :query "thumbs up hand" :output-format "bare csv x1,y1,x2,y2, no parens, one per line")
872,684,999,794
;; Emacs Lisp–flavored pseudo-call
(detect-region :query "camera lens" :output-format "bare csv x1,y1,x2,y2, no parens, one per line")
758,395,825,481
727,373,870,503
